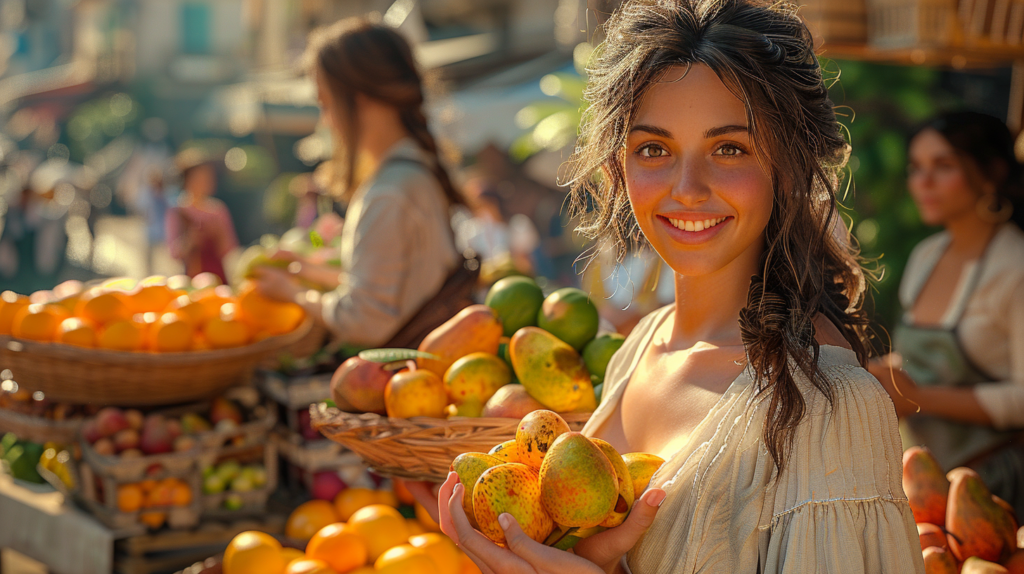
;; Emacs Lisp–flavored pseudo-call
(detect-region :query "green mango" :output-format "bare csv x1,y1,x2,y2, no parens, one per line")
509,327,589,412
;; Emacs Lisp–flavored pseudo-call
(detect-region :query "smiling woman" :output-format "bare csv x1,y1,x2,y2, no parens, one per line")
428,0,925,573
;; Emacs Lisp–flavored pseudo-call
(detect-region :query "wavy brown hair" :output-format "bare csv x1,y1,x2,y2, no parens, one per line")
305,18,462,206
566,0,871,473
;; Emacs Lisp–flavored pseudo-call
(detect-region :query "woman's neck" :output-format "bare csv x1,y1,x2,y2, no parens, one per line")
944,209,998,256
356,106,410,176
671,241,763,350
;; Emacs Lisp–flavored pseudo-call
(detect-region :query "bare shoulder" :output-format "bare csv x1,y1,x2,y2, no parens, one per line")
812,314,853,351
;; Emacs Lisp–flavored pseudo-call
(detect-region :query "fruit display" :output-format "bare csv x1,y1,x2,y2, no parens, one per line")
0,274,305,352
329,278,613,423
903,446,1024,572
201,458,271,511
0,432,64,485
451,410,664,549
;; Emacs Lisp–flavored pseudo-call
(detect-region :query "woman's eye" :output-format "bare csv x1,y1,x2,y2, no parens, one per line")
637,144,668,158
713,144,745,157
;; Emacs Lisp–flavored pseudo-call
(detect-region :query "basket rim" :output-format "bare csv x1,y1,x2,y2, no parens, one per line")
0,317,313,365
311,403,593,434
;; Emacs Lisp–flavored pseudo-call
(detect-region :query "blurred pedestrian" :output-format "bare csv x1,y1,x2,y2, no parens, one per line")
252,18,462,348
166,152,239,283
869,111,1024,516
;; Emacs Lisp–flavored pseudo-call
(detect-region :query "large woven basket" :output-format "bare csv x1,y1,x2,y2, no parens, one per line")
0,320,312,406
0,408,83,445
311,403,591,482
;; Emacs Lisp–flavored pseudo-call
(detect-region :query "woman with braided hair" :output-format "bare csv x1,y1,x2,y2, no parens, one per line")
253,18,462,347
423,0,924,571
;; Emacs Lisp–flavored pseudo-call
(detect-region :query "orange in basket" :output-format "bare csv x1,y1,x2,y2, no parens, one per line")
348,505,409,562
12,304,69,341
0,291,30,334
165,294,208,327
306,523,368,573
77,290,132,326
58,317,97,348
117,484,144,513
333,488,379,522
238,283,305,335
98,319,145,351
224,531,286,574
204,304,251,349
147,313,193,353
285,500,338,540
193,285,234,319
127,277,179,314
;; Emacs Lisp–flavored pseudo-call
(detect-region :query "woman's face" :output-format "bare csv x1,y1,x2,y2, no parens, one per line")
907,128,984,226
624,64,774,278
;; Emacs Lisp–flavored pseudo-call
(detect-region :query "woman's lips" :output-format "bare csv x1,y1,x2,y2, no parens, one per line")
657,214,733,244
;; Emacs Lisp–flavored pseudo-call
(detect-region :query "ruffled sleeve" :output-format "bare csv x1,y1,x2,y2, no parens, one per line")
763,358,925,573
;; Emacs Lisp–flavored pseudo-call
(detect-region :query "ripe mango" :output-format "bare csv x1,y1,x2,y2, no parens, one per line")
622,452,665,500
509,327,589,412
538,432,619,529
589,438,634,528
418,305,503,377
516,410,571,470
444,352,511,414
922,547,958,574
961,557,1009,573
482,385,545,419
1004,549,1024,574
384,370,448,419
918,523,948,551
904,446,949,527
331,356,391,414
488,440,520,463
450,453,503,528
947,468,1016,563
571,378,598,413
472,463,553,545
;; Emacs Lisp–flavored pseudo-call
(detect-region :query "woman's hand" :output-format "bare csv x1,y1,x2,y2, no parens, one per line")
867,358,920,418
404,480,443,524
251,266,302,303
438,471,664,574
268,249,302,264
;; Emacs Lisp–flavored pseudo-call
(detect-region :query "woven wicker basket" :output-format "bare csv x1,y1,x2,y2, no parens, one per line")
0,408,83,445
0,320,312,406
311,403,591,482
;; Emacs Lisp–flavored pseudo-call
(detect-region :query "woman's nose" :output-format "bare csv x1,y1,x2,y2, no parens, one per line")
670,158,713,206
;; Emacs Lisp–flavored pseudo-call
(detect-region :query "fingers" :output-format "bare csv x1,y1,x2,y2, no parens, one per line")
574,488,665,568
404,480,441,524
499,513,587,572
447,483,531,574
437,472,460,544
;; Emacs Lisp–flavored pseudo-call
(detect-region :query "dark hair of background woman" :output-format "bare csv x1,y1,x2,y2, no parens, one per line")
565,0,872,474
911,111,1024,229
305,19,463,207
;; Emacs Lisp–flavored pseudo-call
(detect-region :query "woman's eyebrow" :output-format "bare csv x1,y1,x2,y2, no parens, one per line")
704,125,748,138
629,124,673,138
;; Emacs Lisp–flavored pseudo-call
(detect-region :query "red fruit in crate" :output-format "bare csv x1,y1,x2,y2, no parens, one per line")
298,409,322,441
331,357,390,415
95,408,130,438
209,397,243,425
140,415,174,455
904,447,949,527
947,468,1016,563
1004,549,1024,574
165,418,182,440
311,471,347,501
93,438,115,456
125,409,144,431
922,546,958,574
82,420,102,444
961,557,1009,573
113,428,140,452
919,523,948,551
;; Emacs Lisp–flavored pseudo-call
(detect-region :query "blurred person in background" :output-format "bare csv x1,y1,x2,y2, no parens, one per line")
869,111,1024,515
137,166,173,274
166,152,239,283
252,18,461,348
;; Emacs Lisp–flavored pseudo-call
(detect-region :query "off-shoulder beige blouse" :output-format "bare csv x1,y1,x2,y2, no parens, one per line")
583,306,925,574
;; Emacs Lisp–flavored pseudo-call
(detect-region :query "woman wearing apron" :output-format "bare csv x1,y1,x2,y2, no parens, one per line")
869,111,1024,517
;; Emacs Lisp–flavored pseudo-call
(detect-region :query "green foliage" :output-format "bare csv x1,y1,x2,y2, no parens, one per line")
67,93,141,162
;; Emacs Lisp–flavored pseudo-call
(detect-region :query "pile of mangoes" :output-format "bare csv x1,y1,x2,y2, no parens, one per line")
332,277,626,420
903,446,1024,573
450,410,664,549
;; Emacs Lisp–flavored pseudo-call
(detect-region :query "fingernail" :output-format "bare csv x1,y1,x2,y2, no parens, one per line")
646,490,666,508
498,513,511,530
448,471,459,482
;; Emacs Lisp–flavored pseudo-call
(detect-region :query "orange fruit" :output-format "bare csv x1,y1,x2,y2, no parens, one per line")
145,479,177,507
284,558,338,574
29,290,54,304
98,319,145,351
117,484,144,513
348,504,409,562
165,294,209,327
58,317,97,347
0,291,29,334
333,488,379,522
76,290,132,326
279,547,305,565
102,277,137,292
348,568,375,574
192,333,212,351
393,479,416,505
191,272,222,290
128,277,178,314
203,310,250,349
374,544,439,574
410,533,460,574
52,279,83,300
193,285,234,319
375,489,400,508
147,313,192,352
223,531,285,574
416,502,441,533
305,522,368,573
237,282,305,335
54,295,80,314
138,479,157,493
406,518,427,537
170,482,192,506
139,511,166,529
12,304,69,341
284,500,338,540
459,553,482,574
167,275,191,290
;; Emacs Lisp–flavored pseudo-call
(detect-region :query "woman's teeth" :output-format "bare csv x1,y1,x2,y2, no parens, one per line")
667,216,727,232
